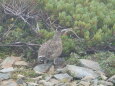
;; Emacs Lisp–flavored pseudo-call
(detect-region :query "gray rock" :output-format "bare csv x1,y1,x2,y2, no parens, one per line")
0,67,15,73
108,75,115,84
79,59,101,71
66,65,98,79
0,73,11,80
48,79,59,85
1,79,18,86
33,63,52,74
54,73,72,82
16,78,25,85
39,80,55,86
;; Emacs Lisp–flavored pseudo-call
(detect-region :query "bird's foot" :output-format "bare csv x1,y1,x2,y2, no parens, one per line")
53,59,57,65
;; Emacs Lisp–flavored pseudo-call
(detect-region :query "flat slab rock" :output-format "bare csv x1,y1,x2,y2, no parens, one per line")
54,73,73,82
0,73,11,80
79,59,101,71
66,65,98,79
1,79,18,86
33,63,52,74
0,67,15,73
1,56,21,68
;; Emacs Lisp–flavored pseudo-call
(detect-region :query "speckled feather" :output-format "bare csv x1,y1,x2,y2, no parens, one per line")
38,31,62,62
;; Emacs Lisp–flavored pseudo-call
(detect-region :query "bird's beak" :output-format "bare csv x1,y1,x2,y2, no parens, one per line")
61,28,81,39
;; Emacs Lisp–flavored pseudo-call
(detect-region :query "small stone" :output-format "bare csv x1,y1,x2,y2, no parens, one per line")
39,80,54,86
108,75,115,84
33,63,52,74
66,65,98,79
79,59,101,71
1,79,18,86
0,67,15,73
54,73,72,82
27,82,38,86
14,61,28,66
17,74,25,78
79,81,90,86
0,73,11,80
81,76,95,81
48,79,59,85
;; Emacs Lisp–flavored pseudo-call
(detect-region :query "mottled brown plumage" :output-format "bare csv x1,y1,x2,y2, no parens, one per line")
38,31,63,64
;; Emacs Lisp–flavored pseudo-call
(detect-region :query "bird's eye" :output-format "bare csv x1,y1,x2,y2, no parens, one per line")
40,59,44,62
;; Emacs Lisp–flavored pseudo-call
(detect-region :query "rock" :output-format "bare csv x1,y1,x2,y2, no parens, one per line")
0,67,15,73
1,56,21,68
16,78,25,85
97,71,107,80
78,81,90,86
47,65,55,74
33,63,52,74
64,81,77,86
98,80,113,86
81,76,95,81
14,61,28,66
56,67,67,73
98,85,105,86
26,82,38,86
17,74,25,78
32,76,43,80
108,75,115,84
91,79,98,86
39,80,55,86
79,59,101,71
0,73,11,80
66,65,98,79
1,79,18,86
48,79,60,85
54,73,72,82
45,75,52,81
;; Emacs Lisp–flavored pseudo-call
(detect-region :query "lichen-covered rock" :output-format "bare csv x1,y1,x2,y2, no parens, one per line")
79,59,101,71
66,65,98,79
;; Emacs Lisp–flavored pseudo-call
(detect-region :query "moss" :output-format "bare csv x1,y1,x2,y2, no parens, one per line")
11,67,39,80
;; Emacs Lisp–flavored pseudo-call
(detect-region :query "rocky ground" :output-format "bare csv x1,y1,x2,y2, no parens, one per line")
0,56,115,86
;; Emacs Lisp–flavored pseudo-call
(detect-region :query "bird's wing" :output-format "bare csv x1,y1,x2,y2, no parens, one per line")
46,40,62,59
38,40,52,57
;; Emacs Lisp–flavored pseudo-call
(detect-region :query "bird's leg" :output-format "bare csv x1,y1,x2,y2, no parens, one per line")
44,59,49,64
53,58,57,65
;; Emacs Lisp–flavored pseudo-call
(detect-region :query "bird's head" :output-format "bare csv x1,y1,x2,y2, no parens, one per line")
38,56,47,63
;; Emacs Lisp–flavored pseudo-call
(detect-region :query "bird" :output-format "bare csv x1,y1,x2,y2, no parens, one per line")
38,30,64,64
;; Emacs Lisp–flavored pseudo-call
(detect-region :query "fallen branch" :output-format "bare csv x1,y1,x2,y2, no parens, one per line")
0,42,40,47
